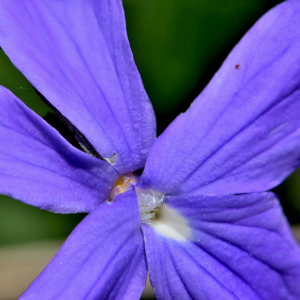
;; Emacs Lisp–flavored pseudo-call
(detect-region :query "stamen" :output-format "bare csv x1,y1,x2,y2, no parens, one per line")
135,187,164,224
109,175,137,201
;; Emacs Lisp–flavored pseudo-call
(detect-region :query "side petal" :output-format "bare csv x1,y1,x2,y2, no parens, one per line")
140,0,300,195
0,85,117,213
143,193,300,300
20,190,147,300
0,0,156,174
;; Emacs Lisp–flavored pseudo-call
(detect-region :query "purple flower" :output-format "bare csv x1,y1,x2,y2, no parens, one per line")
0,0,300,299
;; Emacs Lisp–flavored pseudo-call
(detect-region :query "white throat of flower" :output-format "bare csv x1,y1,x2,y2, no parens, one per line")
109,176,190,241
135,187,164,224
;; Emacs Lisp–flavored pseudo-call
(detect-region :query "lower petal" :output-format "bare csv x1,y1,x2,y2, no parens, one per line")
20,190,147,300
142,193,300,300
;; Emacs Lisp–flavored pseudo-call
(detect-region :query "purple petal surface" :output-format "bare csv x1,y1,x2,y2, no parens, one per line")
0,0,156,174
140,0,300,195
20,190,147,300
143,192,300,300
0,85,117,213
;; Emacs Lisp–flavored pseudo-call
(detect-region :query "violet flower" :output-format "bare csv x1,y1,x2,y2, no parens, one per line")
0,0,300,299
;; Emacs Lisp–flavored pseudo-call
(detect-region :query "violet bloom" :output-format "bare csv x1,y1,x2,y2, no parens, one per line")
0,0,300,299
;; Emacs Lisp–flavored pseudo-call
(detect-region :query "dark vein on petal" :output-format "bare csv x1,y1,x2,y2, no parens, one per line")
167,244,197,300
173,241,241,300
0,149,107,192
41,0,132,162
53,216,134,298
194,124,300,192
180,65,300,188
195,230,290,295
83,235,138,299
12,2,115,157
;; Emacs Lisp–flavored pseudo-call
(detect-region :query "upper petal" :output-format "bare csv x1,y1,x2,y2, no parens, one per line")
0,85,117,213
140,0,300,195
143,192,300,300
0,0,156,174
20,190,147,300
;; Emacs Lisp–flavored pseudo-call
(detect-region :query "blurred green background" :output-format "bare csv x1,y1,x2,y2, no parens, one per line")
0,0,299,248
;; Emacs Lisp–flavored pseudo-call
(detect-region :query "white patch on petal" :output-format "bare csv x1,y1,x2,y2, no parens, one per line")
135,188,191,241
151,204,191,242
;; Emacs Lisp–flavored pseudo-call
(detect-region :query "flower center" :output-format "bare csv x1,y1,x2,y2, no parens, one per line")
109,174,137,201
135,188,191,241
135,187,164,224
109,174,165,224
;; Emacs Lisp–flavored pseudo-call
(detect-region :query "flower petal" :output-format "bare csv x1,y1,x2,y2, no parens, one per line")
0,85,117,213
143,192,300,300
0,0,156,174
140,0,300,195
20,190,147,300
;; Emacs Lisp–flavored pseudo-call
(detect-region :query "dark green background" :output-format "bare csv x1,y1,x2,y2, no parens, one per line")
0,0,298,246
